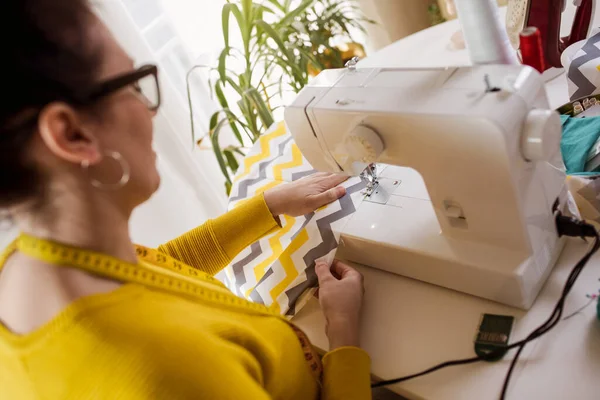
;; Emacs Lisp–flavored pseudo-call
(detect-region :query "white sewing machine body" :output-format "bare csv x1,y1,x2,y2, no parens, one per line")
285,65,567,309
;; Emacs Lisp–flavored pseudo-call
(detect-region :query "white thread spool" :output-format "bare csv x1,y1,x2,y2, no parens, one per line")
455,0,519,65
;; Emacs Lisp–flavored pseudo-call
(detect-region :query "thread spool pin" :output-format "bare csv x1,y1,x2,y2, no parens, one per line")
345,56,360,71
484,74,501,93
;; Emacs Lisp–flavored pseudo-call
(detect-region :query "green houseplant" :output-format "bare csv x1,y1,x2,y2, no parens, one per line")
188,0,372,194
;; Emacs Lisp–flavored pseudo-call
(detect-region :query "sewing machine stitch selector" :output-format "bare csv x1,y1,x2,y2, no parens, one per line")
521,109,561,161
344,125,384,167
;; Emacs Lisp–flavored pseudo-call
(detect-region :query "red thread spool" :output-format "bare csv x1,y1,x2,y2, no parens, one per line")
520,27,546,73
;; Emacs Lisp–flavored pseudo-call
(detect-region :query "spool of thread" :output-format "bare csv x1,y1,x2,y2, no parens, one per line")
520,27,545,72
454,0,519,65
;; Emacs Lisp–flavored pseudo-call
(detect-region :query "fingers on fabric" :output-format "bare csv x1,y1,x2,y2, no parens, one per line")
322,173,349,188
313,186,345,208
332,260,362,281
315,261,334,284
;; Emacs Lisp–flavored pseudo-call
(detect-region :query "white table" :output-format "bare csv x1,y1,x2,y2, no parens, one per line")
293,9,600,400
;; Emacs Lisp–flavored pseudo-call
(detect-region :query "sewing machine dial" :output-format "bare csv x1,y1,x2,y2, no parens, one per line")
521,109,561,162
344,125,384,166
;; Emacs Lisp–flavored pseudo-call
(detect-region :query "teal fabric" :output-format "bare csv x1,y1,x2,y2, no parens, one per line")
560,115,600,175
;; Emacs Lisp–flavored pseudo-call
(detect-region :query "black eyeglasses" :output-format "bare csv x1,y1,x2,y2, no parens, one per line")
1,65,161,135
78,64,161,111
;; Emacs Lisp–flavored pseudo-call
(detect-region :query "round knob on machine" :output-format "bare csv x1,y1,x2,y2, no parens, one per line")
521,109,561,162
344,125,384,165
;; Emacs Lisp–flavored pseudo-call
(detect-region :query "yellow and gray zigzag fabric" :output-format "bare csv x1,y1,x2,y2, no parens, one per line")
225,122,365,316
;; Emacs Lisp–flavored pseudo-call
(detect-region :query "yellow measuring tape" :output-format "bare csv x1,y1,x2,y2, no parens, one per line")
1,233,324,381
1,233,274,316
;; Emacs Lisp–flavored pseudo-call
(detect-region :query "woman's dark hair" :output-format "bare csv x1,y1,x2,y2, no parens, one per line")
0,0,101,208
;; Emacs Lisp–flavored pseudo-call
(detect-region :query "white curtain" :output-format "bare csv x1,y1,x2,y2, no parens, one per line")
96,0,228,247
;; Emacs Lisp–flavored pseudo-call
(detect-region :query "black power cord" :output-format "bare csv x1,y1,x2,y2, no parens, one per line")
372,213,600,400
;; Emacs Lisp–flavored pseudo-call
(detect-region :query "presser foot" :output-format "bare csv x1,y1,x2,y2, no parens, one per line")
360,163,396,204
360,163,378,195
361,179,398,204
361,180,379,197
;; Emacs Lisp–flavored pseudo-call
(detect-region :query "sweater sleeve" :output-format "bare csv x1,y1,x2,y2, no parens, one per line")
157,193,280,275
321,347,372,400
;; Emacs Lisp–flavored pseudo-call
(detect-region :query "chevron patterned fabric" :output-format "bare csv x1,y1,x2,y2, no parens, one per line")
225,122,366,316
567,31,600,101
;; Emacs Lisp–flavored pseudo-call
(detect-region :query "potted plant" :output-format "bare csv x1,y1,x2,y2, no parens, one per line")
188,0,372,193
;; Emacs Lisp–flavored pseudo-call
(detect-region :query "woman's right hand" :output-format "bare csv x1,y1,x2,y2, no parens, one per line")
315,260,364,349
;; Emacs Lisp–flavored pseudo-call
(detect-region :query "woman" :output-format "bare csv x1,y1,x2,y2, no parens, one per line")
0,0,371,399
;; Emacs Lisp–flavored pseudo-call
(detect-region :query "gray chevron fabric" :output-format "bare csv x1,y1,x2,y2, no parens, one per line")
223,122,366,315
567,31,600,101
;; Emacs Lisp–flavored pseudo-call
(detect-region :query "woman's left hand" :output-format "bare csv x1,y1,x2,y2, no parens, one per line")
264,172,348,217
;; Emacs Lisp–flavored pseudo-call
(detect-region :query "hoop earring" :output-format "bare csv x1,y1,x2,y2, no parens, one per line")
81,151,130,190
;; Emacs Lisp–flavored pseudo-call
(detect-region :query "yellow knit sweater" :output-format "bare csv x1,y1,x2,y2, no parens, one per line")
0,194,371,399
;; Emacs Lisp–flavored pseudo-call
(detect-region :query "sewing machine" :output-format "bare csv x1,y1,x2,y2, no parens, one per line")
284,64,567,309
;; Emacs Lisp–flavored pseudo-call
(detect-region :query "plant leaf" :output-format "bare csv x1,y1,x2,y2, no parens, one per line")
221,108,251,131
331,14,350,36
214,80,245,146
211,118,232,184
217,47,229,82
265,0,286,12
209,111,220,132
222,3,234,48
236,98,258,138
256,20,288,56
266,52,307,89
276,0,314,29
218,82,247,145
214,79,229,109
293,44,324,70
224,76,243,95
255,3,277,15
255,55,281,86
253,4,264,32
241,0,253,53
242,0,253,21
244,87,274,129
226,3,248,50
256,20,305,80
223,148,240,174
233,147,246,157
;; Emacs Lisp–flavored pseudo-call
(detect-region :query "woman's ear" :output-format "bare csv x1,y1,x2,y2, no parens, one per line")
37,102,102,165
